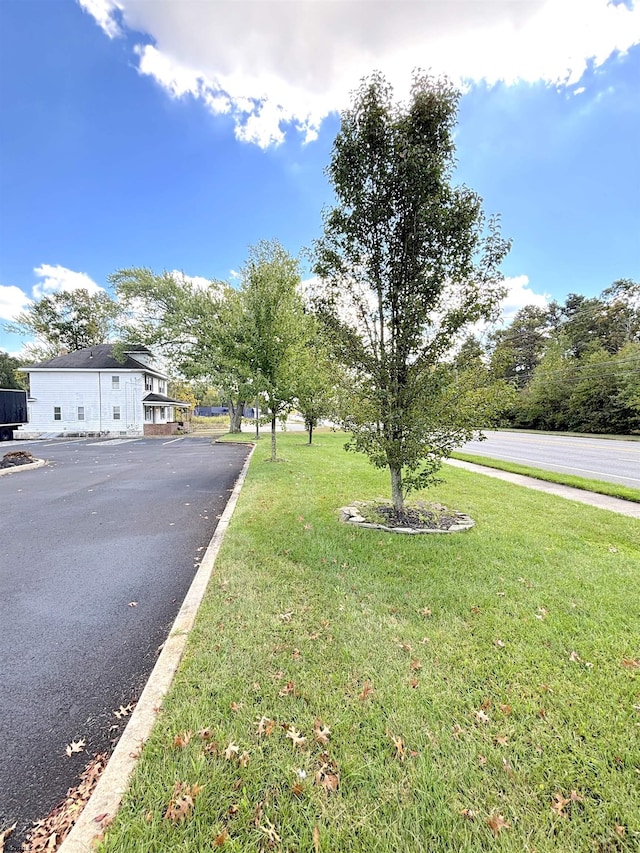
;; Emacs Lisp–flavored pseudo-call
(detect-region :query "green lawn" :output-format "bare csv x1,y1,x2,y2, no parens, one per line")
450,452,640,504
99,434,640,852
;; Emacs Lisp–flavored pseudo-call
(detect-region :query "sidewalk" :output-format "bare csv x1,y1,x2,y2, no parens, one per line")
445,458,640,519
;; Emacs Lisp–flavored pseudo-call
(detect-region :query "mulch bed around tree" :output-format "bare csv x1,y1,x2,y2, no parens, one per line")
0,450,36,469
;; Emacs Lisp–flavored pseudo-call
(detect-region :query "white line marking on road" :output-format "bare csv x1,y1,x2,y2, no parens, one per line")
162,437,185,445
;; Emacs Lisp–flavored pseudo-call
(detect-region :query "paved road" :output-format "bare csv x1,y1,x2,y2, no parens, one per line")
0,437,250,850
460,430,640,488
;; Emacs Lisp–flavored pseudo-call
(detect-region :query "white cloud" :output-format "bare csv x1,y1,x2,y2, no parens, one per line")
0,285,31,321
32,264,104,299
499,274,549,324
169,270,214,291
77,0,640,147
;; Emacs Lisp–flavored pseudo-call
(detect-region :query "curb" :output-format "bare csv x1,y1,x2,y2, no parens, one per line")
0,459,47,477
58,443,256,852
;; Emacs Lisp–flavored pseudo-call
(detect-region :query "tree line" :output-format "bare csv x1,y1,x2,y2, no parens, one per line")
3,71,637,511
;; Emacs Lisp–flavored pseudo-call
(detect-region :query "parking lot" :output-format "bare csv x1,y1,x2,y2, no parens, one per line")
0,436,250,849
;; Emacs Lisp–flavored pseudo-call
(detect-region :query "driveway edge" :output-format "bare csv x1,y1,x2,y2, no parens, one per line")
58,443,256,853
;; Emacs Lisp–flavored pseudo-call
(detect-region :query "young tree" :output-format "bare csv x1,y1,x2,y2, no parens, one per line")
238,241,305,460
0,351,26,389
313,71,510,511
292,318,336,445
4,288,120,361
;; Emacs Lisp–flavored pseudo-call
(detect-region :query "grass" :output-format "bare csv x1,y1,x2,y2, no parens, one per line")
450,452,640,504
99,434,640,852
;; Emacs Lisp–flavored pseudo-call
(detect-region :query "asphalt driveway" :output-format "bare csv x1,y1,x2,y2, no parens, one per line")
0,436,251,850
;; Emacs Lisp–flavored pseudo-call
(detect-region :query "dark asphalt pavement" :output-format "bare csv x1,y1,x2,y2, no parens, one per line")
461,430,640,488
0,436,250,850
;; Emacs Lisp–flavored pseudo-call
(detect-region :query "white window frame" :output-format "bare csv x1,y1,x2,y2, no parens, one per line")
53,406,61,421
112,375,120,390
113,405,121,420
77,406,85,421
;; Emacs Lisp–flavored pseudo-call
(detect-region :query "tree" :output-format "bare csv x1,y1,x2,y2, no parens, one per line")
0,351,26,389
292,318,336,445
238,241,305,460
111,269,252,433
4,288,120,361
313,71,510,511
489,304,554,387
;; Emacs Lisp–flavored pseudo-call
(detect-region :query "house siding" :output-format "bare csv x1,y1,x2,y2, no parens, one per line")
27,370,146,435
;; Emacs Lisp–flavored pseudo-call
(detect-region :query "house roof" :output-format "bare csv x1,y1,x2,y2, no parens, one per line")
143,392,191,408
22,344,164,375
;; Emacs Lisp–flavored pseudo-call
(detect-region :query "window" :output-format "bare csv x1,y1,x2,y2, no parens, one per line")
112,376,120,390
158,381,166,394
159,407,166,420
113,406,121,420
77,406,85,421
145,375,153,391
53,406,61,421
145,408,152,421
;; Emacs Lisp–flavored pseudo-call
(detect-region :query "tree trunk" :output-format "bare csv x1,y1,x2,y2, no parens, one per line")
255,398,260,440
229,400,244,433
390,465,404,513
271,414,277,461
308,422,313,445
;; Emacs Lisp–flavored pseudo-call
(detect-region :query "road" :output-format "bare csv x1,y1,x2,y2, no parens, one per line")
460,430,640,488
0,436,250,850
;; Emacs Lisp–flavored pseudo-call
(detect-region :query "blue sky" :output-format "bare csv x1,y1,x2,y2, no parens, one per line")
1,0,639,355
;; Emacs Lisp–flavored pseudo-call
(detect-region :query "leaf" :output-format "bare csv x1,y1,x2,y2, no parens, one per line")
279,611,293,623
259,818,281,845
128,601,138,607
314,719,331,745
550,791,570,817
255,716,276,737
173,731,193,749
65,738,86,757
494,639,506,648
213,829,229,846
420,607,432,617
460,808,476,820
387,731,406,761
473,709,489,724
285,726,307,749
313,825,320,853
230,702,243,712
410,658,422,671
224,741,240,761
198,727,213,740
164,782,202,823
359,681,374,701
113,702,135,719
499,704,512,715
569,651,581,662
0,823,16,852
622,658,640,669
486,813,510,836
239,750,250,768
615,825,626,838
494,735,509,746
278,680,295,697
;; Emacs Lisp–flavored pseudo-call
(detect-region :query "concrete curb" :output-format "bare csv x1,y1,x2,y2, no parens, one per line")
58,443,256,853
445,458,640,519
0,458,47,477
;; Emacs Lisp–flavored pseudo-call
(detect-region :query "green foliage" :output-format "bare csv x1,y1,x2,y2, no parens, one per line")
313,71,511,509
3,288,119,361
0,351,26,389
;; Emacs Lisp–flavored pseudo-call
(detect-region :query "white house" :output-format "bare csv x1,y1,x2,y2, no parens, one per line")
18,344,190,437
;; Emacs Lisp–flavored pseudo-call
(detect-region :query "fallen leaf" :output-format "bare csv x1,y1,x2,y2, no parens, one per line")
0,823,17,851
420,607,432,617
615,825,626,838
452,723,464,739
410,658,422,671
409,677,419,688
313,825,320,853
570,790,584,803
478,754,487,766
494,735,509,746
460,808,476,820
388,731,406,761
494,639,506,648
292,781,304,797
230,702,242,712
486,813,510,836
473,709,489,724
113,702,135,719
286,726,307,749
224,741,240,761
213,829,229,846
173,731,192,749
164,782,202,823
128,601,138,608
198,727,213,740
314,720,331,745
279,680,295,697
255,716,276,737
239,750,250,768
569,651,581,663
622,658,640,669
550,791,570,817
259,818,281,845
316,757,340,793
497,591,506,597
292,648,301,660
280,611,293,623
499,704,512,715
359,681,374,701
65,738,86,757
